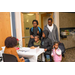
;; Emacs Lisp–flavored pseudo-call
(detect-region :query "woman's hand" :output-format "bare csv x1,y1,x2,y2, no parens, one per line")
37,31,39,34
20,57,24,60
30,35,34,39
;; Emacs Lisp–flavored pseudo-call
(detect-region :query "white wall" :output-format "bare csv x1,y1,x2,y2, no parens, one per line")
10,12,13,37
15,12,22,47
54,12,60,40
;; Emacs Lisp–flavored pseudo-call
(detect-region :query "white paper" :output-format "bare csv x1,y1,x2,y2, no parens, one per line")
36,46,40,53
18,47,30,52
29,48,36,53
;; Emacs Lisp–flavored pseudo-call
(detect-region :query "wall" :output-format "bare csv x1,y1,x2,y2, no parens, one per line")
15,12,22,47
54,12,60,40
0,12,11,50
21,13,25,47
59,12,75,49
60,35,75,49
59,12,75,28
43,15,50,27
39,12,46,27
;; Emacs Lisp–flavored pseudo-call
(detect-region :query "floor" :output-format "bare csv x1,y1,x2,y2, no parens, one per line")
1,48,75,62
62,48,75,62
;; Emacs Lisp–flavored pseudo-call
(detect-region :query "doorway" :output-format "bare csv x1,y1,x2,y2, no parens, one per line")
22,13,36,47
21,12,54,47
41,12,54,30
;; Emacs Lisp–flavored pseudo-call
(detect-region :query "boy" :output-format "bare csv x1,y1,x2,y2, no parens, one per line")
28,20,42,47
33,35,41,47
30,35,41,49
41,30,52,62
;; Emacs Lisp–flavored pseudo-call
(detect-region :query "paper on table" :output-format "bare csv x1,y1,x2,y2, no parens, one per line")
20,47,30,50
36,46,40,53
18,50,29,52
28,47,39,53
18,47,30,52
29,49,36,53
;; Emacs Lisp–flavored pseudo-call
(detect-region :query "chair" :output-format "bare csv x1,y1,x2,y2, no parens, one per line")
0,57,2,62
2,53,18,62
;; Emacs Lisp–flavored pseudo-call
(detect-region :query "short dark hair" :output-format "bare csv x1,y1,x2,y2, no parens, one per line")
35,35,39,39
54,41,59,45
5,37,17,48
48,18,52,22
32,20,38,25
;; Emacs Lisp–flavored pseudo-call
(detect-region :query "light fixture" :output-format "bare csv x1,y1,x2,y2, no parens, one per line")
26,19,29,22
27,14,34,16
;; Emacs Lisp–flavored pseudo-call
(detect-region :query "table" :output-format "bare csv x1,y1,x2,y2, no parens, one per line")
17,47,45,62
0,46,45,62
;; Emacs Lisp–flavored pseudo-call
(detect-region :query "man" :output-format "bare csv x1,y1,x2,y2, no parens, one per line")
28,20,42,47
44,18,59,46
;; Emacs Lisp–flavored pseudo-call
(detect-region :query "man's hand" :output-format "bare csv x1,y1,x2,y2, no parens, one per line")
37,30,39,34
44,49,47,51
30,35,34,39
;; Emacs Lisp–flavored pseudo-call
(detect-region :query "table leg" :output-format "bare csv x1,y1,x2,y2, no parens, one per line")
41,53,45,62
29,56,38,62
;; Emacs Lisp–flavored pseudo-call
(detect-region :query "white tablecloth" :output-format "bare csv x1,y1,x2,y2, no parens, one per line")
17,47,45,62
0,46,45,62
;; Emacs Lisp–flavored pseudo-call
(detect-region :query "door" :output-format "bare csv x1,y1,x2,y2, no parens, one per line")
43,15,50,27
0,12,11,50
23,13,36,47
21,12,39,47
41,12,54,30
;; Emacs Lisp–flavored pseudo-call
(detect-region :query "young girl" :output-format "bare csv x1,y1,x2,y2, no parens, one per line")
51,42,62,62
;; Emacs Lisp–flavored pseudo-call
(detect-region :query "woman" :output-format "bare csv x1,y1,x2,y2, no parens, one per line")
28,20,42,47
4,36,30,62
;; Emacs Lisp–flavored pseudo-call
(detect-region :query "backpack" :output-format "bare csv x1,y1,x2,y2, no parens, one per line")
59,43,65,55
31,27,41,33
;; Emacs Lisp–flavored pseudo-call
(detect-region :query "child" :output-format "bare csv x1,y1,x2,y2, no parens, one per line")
30,35,41,49
41,30,52,62
4,37,30,62
33,35,41,47
31,35,41,61
28,20,42,47
51,42,62,62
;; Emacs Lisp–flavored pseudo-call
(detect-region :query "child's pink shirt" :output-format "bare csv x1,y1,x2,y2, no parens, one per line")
51,48,62,62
